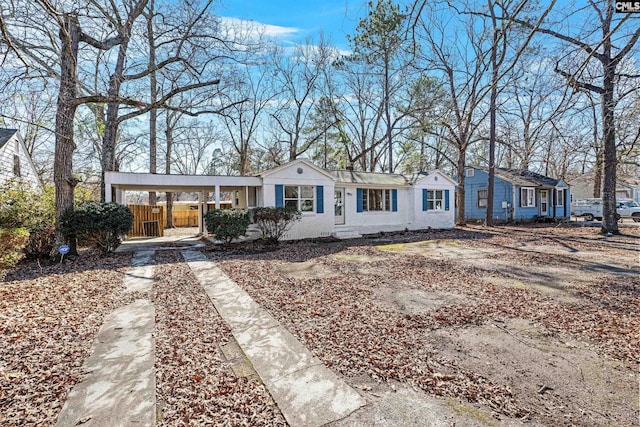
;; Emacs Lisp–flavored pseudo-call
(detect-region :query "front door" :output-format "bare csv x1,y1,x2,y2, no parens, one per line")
334,188,345,225
539,190,548,216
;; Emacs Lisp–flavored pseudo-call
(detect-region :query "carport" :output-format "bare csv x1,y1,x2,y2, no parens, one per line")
104,171,262,234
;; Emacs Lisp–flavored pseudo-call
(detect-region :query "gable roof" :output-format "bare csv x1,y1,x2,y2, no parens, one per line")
0,128,18,150
473,167,563,187
258,158,337,180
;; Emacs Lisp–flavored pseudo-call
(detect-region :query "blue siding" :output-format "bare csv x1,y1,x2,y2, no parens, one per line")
464,169,513,221
464,168,571,221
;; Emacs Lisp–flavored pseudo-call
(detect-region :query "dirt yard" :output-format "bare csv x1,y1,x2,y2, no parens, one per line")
211,224,639,426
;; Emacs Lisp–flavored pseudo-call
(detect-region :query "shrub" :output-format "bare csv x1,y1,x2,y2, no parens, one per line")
0,181,56,264
204,208,250,244
252,207,301,244
60,201,134,253
0,228,29,270
24,224,56,259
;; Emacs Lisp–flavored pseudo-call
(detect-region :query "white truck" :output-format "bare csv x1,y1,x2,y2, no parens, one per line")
571,198,640,222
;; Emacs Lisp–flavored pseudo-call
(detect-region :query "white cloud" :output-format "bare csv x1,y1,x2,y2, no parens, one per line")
219,16,300,41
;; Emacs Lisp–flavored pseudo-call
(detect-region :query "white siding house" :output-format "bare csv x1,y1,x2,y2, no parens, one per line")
0,129,42,190
105,158,457,240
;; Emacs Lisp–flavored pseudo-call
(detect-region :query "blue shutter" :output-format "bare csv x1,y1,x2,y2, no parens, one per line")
422,188,428,211
445,189,450,211
356,188,363,213
275,185,284,207
316,185,324,213
392,189,398,212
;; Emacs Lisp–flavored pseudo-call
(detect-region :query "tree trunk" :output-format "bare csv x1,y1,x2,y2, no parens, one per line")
385,60,393,173
486,6,499,227
148,0,157,205
165,113,174,228
100,25,135,200
54,13,81,254
456,146,466,226
601,61,618,234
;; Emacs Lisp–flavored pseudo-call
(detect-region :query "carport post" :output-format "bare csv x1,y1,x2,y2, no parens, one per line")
198,191,204,234
115,189,123,204
215,185,220,210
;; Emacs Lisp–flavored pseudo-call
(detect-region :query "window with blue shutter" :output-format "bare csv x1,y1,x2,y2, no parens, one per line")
275,185,284,207
356,188,363,212
422,188,428,211
316,185,324,213
445,189,450,211
392,189,398,212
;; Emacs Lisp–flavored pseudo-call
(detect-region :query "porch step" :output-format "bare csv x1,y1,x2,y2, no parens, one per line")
332,229,362,240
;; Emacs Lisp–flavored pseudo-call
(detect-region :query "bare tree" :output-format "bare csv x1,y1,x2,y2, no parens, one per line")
270,35,333,161
412,6,492,225
1,3,126,250
508,0,640,233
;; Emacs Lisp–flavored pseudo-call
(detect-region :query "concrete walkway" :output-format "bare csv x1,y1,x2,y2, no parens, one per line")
182,250,366,427
56,253,156,427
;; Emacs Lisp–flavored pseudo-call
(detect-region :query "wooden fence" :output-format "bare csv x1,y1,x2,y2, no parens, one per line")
128,205,165,237
172,210,199,227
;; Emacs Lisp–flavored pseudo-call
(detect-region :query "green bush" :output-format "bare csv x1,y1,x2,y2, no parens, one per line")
252,207,301,244
0,228,29,270
204,208,250,244
0,180,55,230
0,181,56,263
60,201,133,253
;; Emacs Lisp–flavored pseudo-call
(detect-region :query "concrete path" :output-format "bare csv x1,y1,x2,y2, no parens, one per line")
56,253,156,427
182,250,366,427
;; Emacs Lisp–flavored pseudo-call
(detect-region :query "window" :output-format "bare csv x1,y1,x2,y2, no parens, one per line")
477,189,488,208
521,188,536,207
362,188,391,211
427,190,444,210
284,185,314,212
556,189,564,206
465,168,475,177
13,154,21,177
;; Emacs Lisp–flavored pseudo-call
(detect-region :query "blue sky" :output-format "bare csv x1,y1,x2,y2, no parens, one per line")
216,0,369,49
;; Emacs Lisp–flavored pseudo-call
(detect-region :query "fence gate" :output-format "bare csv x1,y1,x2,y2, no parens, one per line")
128,205,165,237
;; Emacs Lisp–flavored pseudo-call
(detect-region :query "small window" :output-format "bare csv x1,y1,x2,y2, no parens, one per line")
362,188,391,212
13,154,21,177
521,188,536,207
556,189,564,206
427,190,444,210
465,168,475,177
285,185,314,212
478,189,488,208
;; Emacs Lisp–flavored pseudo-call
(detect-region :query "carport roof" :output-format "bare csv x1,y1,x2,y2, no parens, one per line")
105,171,262,192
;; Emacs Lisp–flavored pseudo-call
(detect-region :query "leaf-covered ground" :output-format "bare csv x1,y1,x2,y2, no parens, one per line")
212,224,639,426
153,250,286,426
0,251,132,426
1,224,637,426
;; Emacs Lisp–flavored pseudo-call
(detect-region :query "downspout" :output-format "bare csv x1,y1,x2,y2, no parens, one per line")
512,184,517,222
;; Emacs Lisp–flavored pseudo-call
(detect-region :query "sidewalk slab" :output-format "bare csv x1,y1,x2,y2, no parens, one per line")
123,251,155,293
182,250,366,427
56,253,156,427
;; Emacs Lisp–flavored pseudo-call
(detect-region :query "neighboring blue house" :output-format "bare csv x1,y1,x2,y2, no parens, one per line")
464,167,570,222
